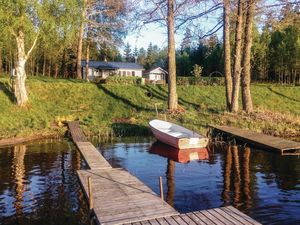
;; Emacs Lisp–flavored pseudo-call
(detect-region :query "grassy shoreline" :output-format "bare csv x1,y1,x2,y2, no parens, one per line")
0,76,299,141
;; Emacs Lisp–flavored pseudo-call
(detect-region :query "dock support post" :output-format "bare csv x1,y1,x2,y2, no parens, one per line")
159,176,164,201
88,176,93,210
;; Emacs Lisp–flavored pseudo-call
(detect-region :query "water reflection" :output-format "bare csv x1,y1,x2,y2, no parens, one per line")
149,141,209,163
222,146,251,209
12,145,26,218
99,140,300,224
0,141,89,225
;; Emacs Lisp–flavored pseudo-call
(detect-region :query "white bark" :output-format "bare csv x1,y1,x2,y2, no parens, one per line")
13,30,38,106
14,30,28,106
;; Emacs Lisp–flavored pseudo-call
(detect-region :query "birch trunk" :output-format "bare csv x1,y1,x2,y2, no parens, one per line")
223,0,232,110
241,0,254,113
76,0,87,80
231,0,244,113
14,30,28,106
167,0,178,111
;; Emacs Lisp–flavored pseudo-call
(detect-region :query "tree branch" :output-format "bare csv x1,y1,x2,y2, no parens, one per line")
26,31,39,60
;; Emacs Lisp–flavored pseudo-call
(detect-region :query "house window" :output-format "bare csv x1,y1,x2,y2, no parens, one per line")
127,71,130,76
132,71,135,76
122,71,126,76
118,71,121,76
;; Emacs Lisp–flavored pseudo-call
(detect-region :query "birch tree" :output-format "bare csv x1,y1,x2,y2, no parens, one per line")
0,0,40,105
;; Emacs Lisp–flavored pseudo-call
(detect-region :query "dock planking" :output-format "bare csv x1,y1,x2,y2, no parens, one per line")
68,121,262,225
210,125,300,155
77,169,178,225
124,206,261,225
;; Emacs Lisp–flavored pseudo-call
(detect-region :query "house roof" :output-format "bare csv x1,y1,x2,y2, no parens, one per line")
81,60,144,70
143,66,168,74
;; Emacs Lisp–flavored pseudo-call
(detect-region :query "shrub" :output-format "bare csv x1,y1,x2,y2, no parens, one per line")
177,76,225,86
105,76,139,85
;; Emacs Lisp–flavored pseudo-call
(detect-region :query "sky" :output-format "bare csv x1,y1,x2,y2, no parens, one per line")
123,13,222,54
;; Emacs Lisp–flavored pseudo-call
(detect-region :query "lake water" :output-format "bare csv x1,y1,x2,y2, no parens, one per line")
98,139,300,225
0,140,89,225
1,138,299,225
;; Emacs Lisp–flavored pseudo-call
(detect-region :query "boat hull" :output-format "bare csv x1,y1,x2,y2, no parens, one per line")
149,119,209,149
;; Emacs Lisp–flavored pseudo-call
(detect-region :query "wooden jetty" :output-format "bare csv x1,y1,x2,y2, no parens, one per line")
210,125,300,155
68,121,262,225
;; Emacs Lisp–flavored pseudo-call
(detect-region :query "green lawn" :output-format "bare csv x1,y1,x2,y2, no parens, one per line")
0,76,299,139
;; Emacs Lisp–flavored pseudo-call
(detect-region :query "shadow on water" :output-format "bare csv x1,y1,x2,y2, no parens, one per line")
0,82,15,103
97,84,153,112
268,86,300,103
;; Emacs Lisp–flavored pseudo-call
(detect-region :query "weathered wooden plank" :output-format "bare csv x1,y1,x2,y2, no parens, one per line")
185,212,208,225
171,215,188,225
155,217,171,225
225,206,260,225
68,121,88,142
210,125,300,154
194,211,225,225
220,207,257,225
177,214,198,225
205,208,235,224
75,142,111,169
212,208,244,225
77,169,178,225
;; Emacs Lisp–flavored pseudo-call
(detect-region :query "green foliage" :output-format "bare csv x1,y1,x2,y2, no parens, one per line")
0,77,299,139
191,64,203,78
105,76,139,85
177,77,224,85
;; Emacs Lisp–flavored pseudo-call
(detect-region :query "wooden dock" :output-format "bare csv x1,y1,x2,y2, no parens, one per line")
124,206,261,225
210,125,300,155
68,121,262,225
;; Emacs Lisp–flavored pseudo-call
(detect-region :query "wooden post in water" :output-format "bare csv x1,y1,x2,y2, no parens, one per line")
88,176,93,210
155,103,159,117
159,176,164,201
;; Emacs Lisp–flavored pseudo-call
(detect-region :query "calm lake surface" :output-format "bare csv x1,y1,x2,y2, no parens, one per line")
98,139,300,225
0,140,89,225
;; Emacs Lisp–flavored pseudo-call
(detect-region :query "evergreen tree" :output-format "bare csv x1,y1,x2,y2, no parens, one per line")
124,42,133,62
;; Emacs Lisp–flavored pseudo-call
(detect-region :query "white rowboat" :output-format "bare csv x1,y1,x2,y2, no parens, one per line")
149,119,209,149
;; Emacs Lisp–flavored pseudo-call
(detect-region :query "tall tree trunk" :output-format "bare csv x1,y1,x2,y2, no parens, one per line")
167,0,178,111
223,0,232,110
76,0,87,80
47,59,51,77
241,0,254,113
0,46,2,76
42,53,46,76
54,62,58,79
85,34,90,81
231,0,244,113
14,30,29,106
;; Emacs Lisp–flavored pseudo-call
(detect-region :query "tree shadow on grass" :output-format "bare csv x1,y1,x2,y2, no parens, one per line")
146,84,200,110
111,123,151,137
97,84,153,112
0,82,15,103
139,85,168,102
268,86,300,103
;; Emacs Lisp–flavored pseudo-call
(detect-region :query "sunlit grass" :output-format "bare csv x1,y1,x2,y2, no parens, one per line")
0,76,299,139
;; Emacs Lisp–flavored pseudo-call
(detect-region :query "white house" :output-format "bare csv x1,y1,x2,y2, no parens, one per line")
81,60,144,81
143,67,167,83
